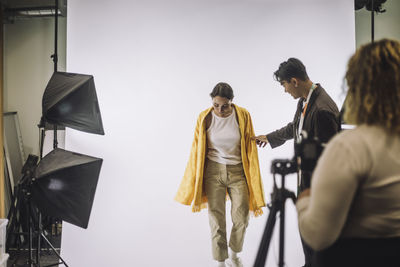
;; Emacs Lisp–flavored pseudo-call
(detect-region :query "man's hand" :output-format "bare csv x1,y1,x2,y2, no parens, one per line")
251,135,269,148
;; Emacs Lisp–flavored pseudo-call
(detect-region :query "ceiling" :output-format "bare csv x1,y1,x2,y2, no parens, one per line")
1,0,67,22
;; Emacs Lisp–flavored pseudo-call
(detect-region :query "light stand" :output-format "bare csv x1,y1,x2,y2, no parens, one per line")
7,0,104,265
6,155,69,267
7,148,103,266
6,156,37,266
7,155,68,267
51,0,59,150
7,1,104,265
354,0,388,43
371,0,374,42
253,159,297,267
34,0,63,265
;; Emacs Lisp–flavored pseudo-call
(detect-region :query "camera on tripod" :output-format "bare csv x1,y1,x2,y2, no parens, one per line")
254,131,326,267
295,130,325,173
271,130,325,176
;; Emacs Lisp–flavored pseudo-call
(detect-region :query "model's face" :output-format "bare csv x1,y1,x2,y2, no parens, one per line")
212,96,233,117
282,79,300,99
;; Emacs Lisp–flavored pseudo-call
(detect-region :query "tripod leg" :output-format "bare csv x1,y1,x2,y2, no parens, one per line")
6,186,20,250
37,213,42,266
6,184,26,249
40,233,69,267
27,200,36,267
279,198,285,267
254,203,280,267
6,184,31,266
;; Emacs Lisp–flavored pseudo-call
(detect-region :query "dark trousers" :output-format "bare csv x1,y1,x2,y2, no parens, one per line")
312,237,400,267
301,237,313,267
299,172,313,267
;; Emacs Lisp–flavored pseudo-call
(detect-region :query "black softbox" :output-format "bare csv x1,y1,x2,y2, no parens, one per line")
31,148,103,229
42,72,105,135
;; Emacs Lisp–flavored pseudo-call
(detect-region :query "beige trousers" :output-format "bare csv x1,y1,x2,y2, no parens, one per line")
204,159,250,261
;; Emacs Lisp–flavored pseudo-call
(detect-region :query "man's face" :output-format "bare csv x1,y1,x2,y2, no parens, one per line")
281,79,300,99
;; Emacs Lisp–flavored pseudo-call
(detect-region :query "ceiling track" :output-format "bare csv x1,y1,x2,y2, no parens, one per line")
2,0,66,22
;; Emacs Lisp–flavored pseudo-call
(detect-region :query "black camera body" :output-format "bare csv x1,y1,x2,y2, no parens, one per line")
270,159,297,175
270,131,324,176
295,131,325,173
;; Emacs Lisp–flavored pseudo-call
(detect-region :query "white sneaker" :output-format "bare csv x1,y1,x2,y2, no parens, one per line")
216,260,226,267
226,257,243,267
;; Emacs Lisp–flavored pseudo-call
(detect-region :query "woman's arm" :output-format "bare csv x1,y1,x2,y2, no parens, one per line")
296,132,370,250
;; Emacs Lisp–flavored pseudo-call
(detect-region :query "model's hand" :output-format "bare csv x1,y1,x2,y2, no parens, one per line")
251,135,269,148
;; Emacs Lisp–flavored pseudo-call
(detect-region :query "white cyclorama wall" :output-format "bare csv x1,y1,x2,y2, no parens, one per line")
4,17,67,157
64,1,354,266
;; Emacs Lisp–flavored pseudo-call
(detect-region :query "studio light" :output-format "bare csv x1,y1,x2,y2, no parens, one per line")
42,72,104,135
33,70,105,230
7,72,105,266
6,1,105,266
31,149,103,229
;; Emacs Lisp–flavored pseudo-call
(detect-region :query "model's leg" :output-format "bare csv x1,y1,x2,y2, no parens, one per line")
204,160,229,262
227,163,249,254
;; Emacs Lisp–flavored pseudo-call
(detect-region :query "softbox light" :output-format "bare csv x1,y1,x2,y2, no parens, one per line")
42,72,105,135
31,148,103,229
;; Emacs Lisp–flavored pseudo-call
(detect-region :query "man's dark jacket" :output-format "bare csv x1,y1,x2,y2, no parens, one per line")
266,84,340,191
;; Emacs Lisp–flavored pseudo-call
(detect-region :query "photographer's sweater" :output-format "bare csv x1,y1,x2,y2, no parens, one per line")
296,125,400,250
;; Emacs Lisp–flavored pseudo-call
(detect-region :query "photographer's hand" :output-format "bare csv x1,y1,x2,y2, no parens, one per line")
298,188,311,200
251,135,269,148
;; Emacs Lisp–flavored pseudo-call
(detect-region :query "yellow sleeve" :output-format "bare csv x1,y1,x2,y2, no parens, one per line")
174,115,201,205
245,111,266,211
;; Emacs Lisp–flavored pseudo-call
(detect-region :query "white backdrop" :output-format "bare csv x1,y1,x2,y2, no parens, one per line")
62,1,355,266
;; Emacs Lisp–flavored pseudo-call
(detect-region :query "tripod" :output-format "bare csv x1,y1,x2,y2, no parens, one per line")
6,155,69,267
254,159,297,267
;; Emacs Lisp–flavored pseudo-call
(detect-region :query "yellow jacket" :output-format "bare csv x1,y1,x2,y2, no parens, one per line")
175,104,266,216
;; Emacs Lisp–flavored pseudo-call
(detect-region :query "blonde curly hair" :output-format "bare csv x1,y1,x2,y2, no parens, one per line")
344,39,400,134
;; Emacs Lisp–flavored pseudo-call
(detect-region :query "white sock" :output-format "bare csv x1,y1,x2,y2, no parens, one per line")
217,260,226,267
229,248,239,259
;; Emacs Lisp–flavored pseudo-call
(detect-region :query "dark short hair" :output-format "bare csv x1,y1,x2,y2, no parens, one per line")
210,82,234,100
273,58,309,83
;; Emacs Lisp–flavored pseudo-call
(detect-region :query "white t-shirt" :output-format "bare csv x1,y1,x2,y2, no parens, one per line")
206,109,242,165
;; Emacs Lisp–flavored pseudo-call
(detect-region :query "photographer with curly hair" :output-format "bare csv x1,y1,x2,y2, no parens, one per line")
296,39,400,267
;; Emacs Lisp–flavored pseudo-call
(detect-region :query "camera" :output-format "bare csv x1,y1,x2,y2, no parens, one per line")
295,130,325,173
270,130,325,176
